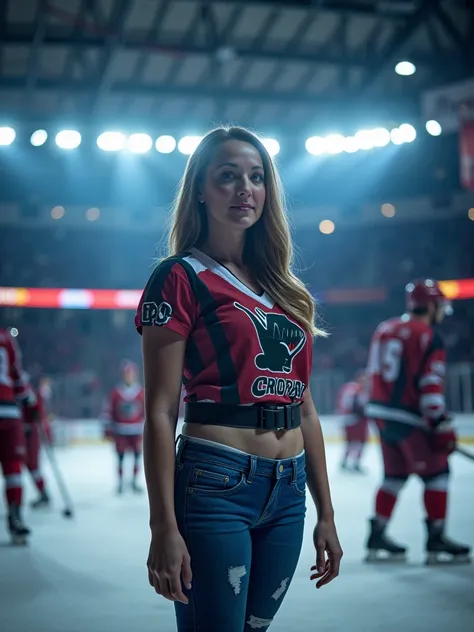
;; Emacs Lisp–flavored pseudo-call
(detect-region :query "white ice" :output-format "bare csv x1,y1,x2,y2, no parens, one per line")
1,438,473,632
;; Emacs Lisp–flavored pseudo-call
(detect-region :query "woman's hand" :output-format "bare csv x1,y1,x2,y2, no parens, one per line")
147,527,193,604
310,519,343,589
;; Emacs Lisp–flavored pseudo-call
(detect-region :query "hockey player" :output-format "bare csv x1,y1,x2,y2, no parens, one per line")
23,381,51,508
0,328,35,545
365,279,471,564
337,370,369,473
103,360,145,494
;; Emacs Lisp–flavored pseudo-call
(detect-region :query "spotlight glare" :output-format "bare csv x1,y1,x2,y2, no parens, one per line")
395,61,416,76
390,127,405,145
426,120,442,137
155,135,177,154
319,219,335,234
51,205,65,220
371,128,391,148
468,208,474,221
178,136,203,155
55,130,81,150
0,126,16,146
305,136,325,156
323,134,345,155
261,137,280,156
354,130,375,151
381,203,396,218
86,207,100,222
127,133,153,154
9,327,19,338
97,131,126,151
30,129,48,146
398,123,417,143
343,136,360,153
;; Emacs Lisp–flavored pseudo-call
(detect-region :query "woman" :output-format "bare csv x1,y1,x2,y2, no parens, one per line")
135,126,342,631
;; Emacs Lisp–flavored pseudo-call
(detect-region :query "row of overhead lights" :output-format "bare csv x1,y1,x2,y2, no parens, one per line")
0,120,443,157
46,204,474,229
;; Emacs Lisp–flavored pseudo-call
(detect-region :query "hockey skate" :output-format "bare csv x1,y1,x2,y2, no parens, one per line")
117,480,124,495
8,505,31,546
365,518,407,563
31,491,50,509
425,519,472,565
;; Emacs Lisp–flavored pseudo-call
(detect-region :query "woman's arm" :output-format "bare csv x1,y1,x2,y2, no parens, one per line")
141,326,186,533
300,386,334,520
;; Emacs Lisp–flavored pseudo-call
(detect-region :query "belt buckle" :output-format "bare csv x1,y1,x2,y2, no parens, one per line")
260,405,286,431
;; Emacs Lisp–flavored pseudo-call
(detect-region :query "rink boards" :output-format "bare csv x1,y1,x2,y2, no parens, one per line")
52,413,474,446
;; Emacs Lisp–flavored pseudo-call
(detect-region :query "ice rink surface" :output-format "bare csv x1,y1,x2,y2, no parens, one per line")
1,438,473,632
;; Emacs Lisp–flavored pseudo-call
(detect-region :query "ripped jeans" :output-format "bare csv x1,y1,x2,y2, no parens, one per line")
174,434,307,632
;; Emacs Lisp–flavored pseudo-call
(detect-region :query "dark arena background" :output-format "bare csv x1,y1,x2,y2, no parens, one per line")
1,1,474,631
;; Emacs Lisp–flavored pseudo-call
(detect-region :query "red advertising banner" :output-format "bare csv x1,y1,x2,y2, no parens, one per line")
1,280,473,310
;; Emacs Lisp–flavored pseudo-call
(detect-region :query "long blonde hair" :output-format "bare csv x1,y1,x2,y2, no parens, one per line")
168,126,325,337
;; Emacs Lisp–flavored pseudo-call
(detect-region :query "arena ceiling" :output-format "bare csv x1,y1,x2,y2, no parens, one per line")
0,0,473,130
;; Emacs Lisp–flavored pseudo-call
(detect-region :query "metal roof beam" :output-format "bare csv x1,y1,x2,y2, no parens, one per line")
0,75,419,112
1,32,450,69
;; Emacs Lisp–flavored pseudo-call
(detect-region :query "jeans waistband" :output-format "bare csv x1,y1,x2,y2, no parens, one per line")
175,434,305,481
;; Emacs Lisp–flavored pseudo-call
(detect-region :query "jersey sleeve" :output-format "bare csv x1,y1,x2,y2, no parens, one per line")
9,336,35,404
135,260,198,339
418,332,447,423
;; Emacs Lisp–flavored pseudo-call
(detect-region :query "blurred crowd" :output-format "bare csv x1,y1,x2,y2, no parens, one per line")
1,219,474,395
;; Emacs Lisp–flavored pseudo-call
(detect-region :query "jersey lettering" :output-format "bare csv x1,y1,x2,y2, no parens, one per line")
368,337,403,383
0,347,13,387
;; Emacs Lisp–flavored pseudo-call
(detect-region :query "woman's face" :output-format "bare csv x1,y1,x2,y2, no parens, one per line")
199,139,266,232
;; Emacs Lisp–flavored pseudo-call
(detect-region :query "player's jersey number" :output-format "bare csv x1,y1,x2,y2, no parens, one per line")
368,338,403,383
0,347,13,387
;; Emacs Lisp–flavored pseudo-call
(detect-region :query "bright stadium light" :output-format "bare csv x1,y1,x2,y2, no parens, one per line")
305,136,325,156
261,138,280,156
323,134,345,154
178,136,203,155
343,136,360,153
127,133,153,154
319,219,335,234
30,129,48,146
371,127,391,147
426,120,442,136
0,126,16,146
155,135,177,154
97,131,126,151
395,61,416,76
55,130,81,150
390,127,405,145
398,123,417,143
354,130,375,151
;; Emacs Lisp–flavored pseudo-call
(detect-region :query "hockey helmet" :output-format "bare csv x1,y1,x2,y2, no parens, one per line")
405,279,452,315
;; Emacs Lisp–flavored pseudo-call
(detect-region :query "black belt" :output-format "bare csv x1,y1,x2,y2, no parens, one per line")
184,402,302,431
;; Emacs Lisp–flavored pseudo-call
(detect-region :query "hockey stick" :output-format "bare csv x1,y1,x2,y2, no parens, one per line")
455,445,474,462
38,425,75,518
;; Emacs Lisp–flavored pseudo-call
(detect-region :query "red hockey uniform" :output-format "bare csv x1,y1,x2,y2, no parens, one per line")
135,249,312,406
337,380,369,444
103,383,145,453
366,316,446,428
365,316,448,477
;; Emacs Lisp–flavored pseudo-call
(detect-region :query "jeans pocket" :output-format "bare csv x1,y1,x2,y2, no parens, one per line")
188,462,247,496
291,467,307,497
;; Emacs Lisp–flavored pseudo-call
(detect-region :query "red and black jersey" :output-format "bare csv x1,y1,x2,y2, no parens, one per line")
0,328,34,420
135,248,312,406
365,316,446,427
336,381,367,427
102,383,145,436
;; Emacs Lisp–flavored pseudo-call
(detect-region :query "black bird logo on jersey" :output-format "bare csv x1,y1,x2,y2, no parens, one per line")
234,303,306,373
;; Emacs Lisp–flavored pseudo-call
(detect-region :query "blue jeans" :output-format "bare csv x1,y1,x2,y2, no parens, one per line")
174,434,307,632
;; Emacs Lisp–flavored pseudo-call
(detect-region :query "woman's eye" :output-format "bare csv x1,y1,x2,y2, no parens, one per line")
251,173,264,183
220,171,235,181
